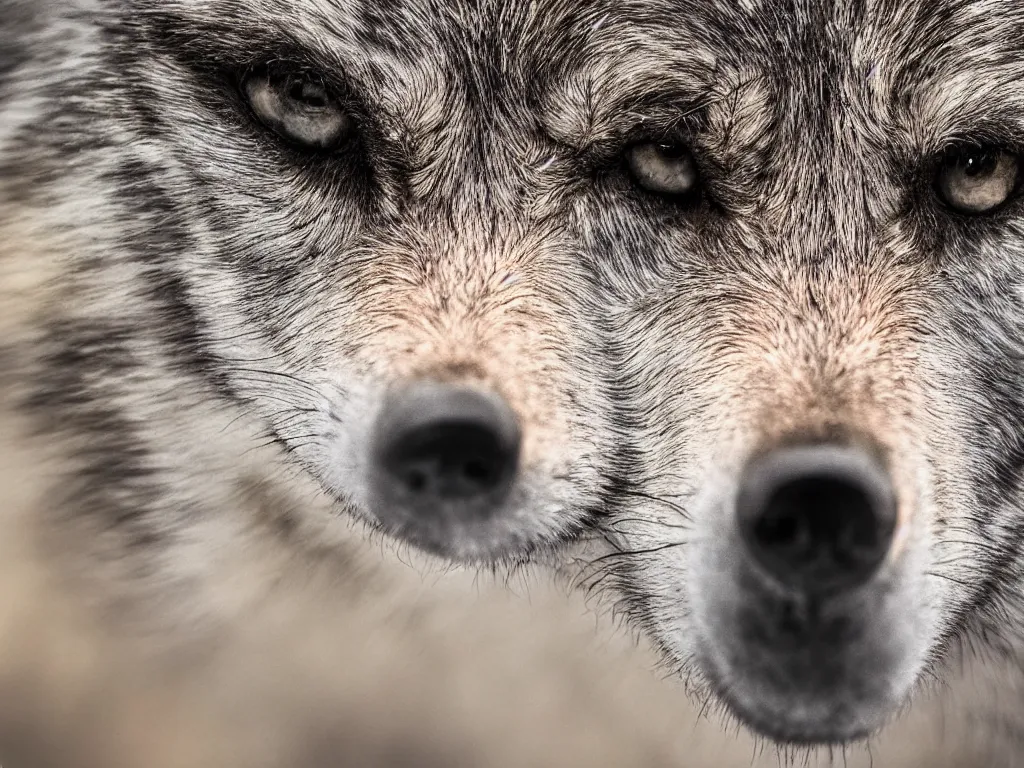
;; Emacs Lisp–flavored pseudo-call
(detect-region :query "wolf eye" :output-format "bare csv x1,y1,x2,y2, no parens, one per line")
936,146,1019,214
242,66,353,151
625,141,700,197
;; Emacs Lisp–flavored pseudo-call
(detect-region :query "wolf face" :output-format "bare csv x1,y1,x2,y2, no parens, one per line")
575,0,1024,746
9,0,1024,754
0,0,685,567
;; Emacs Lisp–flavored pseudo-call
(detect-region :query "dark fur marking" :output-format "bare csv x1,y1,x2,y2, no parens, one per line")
25,320,166,549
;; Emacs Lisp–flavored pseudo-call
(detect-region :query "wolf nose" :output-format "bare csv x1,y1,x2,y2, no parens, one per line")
736,444,897,595
370,382,520,523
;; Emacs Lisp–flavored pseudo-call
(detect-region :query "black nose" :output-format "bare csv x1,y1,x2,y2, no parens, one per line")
736,444,897,595
370,382,521,527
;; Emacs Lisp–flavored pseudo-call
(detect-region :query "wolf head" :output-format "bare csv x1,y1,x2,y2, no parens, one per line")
578,0,1024,747
0,0,697,565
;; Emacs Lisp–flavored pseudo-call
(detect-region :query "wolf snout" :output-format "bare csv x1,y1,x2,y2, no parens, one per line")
736,443,897,596
693,440,914,744
368,381,521,556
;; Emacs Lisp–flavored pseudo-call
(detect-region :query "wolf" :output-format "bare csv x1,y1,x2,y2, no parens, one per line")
0,374,730,768
0,305,989,768
4,0,1024,765
566,0,1024,756
0,249,1005,768
0,0,717,764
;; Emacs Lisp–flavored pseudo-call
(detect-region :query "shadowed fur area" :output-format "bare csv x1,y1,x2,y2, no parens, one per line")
2,0,1024,764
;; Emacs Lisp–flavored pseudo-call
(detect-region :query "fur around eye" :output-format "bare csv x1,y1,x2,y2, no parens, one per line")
936,146,1019,215
625,140,700,197
242,66,353,151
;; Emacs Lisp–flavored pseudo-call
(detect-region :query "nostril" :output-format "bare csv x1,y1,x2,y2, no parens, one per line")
404,469,428,493
756,508,806,552
737,444,897,595
385,419,513,500
463,460,491,484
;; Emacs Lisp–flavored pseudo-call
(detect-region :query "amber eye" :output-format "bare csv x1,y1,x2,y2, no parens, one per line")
242,66,353,151
625,140,700,197
936,146,1019,214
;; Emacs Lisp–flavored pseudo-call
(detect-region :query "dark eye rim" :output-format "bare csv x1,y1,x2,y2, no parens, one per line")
931,141,1023,216
619,134,707,209
238,61,358,154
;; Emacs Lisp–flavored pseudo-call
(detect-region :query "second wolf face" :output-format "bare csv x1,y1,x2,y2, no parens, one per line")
585,0,1024,747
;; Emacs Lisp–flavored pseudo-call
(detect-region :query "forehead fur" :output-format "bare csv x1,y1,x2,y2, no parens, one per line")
104,0,1024,175
110,0,721,141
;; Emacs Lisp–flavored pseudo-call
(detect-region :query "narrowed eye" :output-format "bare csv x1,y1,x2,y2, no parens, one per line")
242,66,353,151
625,140,700,197
935,145,1019,214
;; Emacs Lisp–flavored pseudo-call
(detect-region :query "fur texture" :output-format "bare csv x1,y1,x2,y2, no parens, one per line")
0,0,629,572
3,0,1024,764
567,0,1024,755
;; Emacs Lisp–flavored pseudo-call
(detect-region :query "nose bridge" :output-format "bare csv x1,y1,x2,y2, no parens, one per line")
362,203,571,491
721,219,931,545
760,54,913,429
405,58,528,221
400,205,532,297
366,199,558,388
419,142,527,223
742,227,920,450
772,149,871,267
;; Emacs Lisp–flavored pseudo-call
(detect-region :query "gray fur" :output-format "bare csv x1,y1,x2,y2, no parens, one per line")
569,0,1024,755
2,0,1024,763
0,0,631,581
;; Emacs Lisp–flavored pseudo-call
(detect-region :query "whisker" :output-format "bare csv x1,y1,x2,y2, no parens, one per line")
585,540,688,568
226,367,322,396
619,488,694,522
936,538,1007,557
925,571,974,589
604,515,690,532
